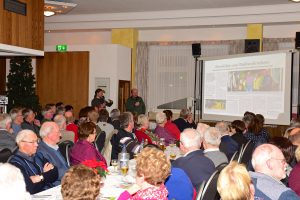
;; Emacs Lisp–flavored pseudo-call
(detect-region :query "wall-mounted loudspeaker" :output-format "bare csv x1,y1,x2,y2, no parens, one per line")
296,32,300,49
192,43,201,57
245,39,260,53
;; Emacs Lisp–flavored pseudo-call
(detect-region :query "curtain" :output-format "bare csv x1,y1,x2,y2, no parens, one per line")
136,38,297,112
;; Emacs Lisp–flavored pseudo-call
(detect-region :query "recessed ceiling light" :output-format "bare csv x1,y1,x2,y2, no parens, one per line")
290,0,300,2
44,10,55,17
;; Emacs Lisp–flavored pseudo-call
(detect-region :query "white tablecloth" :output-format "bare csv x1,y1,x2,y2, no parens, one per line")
31,165,137,200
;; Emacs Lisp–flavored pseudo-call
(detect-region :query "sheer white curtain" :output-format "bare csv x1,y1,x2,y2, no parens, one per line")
147,44,231,111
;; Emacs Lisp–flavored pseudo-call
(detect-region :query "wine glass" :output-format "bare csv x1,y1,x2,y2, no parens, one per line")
111,159,118,174
120,160,129,176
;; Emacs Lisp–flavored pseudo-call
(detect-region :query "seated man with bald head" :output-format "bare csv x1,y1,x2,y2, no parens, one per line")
172,128,215,190
9,130,58,194
36,122,68,186
250,144,300,200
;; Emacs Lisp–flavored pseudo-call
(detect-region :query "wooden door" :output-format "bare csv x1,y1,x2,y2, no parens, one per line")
36,52,89,117
118,80,131,112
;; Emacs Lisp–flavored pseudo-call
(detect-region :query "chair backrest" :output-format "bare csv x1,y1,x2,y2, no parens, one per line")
229,151,239,163
95,131,105,152
238,140,254,165
60,130,75,143
195,180,206,200
0,148,12,163
200,170,221,200
58,140,74,167
215,162,228,172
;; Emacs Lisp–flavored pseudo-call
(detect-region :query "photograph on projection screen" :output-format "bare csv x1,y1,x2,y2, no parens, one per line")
227,68,282,92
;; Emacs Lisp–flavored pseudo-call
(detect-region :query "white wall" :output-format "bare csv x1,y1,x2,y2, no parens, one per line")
45,31,111,46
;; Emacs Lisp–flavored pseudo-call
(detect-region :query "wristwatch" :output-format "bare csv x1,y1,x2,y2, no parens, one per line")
39,175,44,181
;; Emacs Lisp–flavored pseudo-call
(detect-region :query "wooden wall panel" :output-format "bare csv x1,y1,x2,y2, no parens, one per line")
36,52,89,117
0,0,44,50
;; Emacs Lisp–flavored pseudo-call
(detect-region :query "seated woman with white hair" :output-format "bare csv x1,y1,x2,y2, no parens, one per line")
134,114,153,144
154,112,175,145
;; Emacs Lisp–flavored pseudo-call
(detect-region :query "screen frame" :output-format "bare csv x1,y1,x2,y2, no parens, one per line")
200,50,294,125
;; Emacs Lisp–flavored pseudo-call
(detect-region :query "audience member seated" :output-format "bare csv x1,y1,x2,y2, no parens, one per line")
154,112,174,145
61,164,100,200
64,105,74,113
56,104,66,116
41,106,54,124
135,114,153,144
289,146,300,196
165,167,195,200
88,110,105,152
285,125,300,147
230,120,248,147
110,108,121,130
0,113,17,151
250,144,300,199
118,147,171,200
9,130,58,194
196,122,210,135
97,109,114,164
111,112,141,160
284,122,300,139
202,127,228,167
173,109,197,132
65,111,79,142
172,128,215,190
37,122,68,186
54,114,75,142
77,106,95,126
70,122,107,166
243,114,269,147
21,108,40,136
9,107,24,137
0,163,31,200
216,121,239,160
217,161,255,200
163,110,181,141
270,136,296,177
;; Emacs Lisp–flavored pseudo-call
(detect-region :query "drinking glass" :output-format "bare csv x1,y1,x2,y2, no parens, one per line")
159,138,166,151
119,160,129,176
111,159,118,173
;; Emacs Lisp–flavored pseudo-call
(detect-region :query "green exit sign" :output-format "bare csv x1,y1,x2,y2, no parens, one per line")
56,44,67,52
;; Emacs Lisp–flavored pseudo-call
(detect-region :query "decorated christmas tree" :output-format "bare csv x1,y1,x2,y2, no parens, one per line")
6,57,40,112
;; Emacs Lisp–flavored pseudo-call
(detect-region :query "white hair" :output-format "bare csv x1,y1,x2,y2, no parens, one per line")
203,127,221,146
0,163,30,200
16,130,35,144
39,122,56,138
54,114,66,129
0,114,12,129
215,121,229,136
156,112,166,124
180,128,201,149
251,144,273,171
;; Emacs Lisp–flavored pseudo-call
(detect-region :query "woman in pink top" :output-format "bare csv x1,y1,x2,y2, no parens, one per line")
70,122,107,167
118,147,171,200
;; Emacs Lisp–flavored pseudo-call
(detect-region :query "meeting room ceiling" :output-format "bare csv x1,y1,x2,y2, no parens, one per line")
65,0,294,14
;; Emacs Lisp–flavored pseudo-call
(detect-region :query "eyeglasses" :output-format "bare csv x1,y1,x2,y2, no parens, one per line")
21,139,40,144
269,157,286,165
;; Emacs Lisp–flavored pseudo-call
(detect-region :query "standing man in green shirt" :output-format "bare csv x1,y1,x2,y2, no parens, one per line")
125,88,146,115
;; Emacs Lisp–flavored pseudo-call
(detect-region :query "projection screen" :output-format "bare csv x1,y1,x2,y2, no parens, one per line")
201,50,293,125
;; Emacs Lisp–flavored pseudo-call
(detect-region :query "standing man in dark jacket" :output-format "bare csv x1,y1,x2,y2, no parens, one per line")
125,88,146,115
